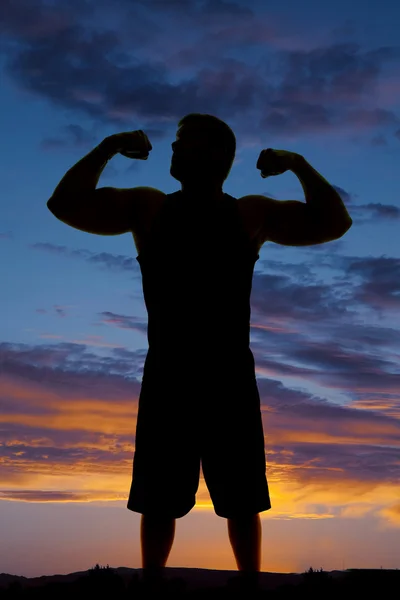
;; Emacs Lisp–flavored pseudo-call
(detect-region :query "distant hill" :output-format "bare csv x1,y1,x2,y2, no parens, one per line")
1,567,398,594
0,566,343,592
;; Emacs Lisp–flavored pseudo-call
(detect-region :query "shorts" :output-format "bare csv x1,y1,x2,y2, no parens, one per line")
127,365,271,519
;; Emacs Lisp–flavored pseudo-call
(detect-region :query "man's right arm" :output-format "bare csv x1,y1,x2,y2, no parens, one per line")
47,136,117,214
46,136,163,236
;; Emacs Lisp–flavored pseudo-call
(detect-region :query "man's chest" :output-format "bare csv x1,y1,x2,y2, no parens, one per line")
131,196,264,256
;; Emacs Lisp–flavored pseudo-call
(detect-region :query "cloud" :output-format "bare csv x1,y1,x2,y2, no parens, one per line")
31,243,140,273
0,340,145,386
364,203,400,220
251,272,341,322
343,202,400,225
265,442,400,486
380,504,400,527
0,0,80,39
0,490,126,503
252,251,400,329
40,123,98,152
338,255,400,312
0,0,398,144
98,311,148,335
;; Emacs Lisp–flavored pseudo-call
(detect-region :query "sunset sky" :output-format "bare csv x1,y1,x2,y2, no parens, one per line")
1,0,400,578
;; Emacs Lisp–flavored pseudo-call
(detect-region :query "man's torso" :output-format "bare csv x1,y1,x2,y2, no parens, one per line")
131,190,260,365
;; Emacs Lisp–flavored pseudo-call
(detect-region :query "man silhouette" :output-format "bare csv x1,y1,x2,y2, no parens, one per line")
47,113,352,592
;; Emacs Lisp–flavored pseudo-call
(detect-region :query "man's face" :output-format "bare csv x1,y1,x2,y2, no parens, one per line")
170,126,226,183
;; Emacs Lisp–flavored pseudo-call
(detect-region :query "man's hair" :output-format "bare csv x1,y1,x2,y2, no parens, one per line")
177,113,236,181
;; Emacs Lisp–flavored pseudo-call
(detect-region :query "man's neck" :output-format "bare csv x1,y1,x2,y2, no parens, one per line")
180,184,224,203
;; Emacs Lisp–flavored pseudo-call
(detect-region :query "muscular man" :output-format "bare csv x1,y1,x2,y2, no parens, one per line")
47,113,352,592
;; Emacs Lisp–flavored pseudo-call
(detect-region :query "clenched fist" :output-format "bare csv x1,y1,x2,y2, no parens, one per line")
107,130,152,160
256,148,300,178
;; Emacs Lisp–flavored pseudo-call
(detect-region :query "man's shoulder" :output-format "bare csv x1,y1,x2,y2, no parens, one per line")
235,193,267,218
130,188,182,236
236,193,266,206
131,186,170,219
133,186,168,204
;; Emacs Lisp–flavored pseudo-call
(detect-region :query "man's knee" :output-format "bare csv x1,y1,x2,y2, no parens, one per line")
142,513,176,523
227,512,260,522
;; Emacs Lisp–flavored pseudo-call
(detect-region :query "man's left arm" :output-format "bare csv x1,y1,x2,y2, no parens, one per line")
290,154,353,235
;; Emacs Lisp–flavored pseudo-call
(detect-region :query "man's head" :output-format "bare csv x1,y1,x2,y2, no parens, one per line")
170,113,236,188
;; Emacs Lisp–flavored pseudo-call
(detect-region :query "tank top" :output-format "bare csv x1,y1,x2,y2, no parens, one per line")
136,190,260,378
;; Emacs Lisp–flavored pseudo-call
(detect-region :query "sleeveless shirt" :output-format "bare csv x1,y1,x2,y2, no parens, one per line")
136,190,260,380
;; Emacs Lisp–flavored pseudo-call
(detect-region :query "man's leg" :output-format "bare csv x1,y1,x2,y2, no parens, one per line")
140,514,176,583
227,513,262,588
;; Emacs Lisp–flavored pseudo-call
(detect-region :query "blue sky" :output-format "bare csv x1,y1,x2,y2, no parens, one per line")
0,0,399,577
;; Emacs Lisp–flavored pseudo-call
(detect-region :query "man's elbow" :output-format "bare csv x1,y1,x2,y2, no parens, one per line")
332,216,353,239
47,195,76,221
47,196,64,216
47,197,60,219
339,215,353,234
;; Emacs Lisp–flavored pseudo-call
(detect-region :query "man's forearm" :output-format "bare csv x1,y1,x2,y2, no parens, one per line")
290,155,353,232
48,136,117,204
